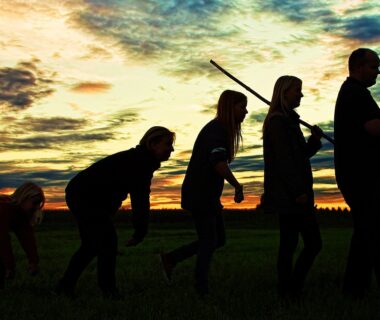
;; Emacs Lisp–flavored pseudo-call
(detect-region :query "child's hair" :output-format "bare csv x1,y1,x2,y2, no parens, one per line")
216,90,247,162
139,126,176,149
0,182,45,225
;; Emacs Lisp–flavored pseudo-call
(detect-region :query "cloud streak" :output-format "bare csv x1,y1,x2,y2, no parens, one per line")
0,59,55,110
69,1,242,77
71,81,112,93
258,0,380,42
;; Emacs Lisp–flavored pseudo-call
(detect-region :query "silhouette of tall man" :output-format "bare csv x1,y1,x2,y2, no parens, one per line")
334,48,380,297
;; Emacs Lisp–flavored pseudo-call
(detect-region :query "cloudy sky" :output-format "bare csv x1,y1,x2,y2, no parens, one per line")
0,0,379,209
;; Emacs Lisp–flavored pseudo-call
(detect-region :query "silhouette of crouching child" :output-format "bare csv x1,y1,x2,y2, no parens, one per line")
55,126,175,299
0,182,45,289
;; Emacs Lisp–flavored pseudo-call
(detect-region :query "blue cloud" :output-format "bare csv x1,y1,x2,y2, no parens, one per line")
230,154,264,172
0,132,115,151
70,1,240,77
0,60,55,110
336,16,380,41
258,0,380,42
0,169,74,188
258,0,331,23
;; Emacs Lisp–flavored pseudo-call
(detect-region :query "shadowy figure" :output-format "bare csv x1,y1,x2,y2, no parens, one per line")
0,182,45,289
334,48,380,298
55,126,175,299
160,90,247,296
262,76,323,298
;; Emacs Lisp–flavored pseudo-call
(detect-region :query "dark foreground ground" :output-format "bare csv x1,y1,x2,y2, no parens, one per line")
2,209,380,320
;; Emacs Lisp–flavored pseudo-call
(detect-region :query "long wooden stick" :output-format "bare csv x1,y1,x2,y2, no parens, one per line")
210,59,334,145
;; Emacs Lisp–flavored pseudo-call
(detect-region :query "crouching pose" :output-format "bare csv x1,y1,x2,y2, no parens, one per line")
263,76,323,298
0,182,45,289
56,126,175,298
160,90,247,296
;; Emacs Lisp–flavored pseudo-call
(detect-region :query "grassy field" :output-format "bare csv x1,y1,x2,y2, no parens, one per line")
1,210,380,320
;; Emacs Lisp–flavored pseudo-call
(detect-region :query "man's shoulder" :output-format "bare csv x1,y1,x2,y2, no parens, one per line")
339,77,369,95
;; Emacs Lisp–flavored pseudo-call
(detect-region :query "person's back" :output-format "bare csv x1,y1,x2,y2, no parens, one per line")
334,77,380,197
181,119,228,211
57,126,174,299
263,110,316,213
66,145,159,212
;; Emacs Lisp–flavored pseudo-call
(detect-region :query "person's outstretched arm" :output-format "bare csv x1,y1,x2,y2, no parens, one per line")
14,223,39,275
0,206,17,277
127,172,153,246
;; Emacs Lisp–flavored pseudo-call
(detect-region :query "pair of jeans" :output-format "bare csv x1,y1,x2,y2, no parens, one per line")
343,192,380,296
59,206,118,294
166,210,225,292
277,210,322,295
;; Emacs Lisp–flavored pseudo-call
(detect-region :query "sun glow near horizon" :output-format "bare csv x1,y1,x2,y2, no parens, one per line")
1,0,379,210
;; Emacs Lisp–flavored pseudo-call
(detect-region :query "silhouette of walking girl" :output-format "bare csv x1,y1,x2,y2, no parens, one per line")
262,76,323,298
160,90,247,296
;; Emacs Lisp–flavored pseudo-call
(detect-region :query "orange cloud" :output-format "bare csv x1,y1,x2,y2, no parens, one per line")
315,194,348,209
71,81,112,93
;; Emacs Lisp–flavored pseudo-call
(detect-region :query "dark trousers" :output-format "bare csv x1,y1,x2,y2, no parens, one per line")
60,211,118,294
277,211,322,295
0,258,4,289
343,194,380,296
166,211,225,291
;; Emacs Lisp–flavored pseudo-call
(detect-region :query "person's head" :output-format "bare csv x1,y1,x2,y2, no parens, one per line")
139,126,175,162
216,90,248,162
349,48,380,87
263,75,303,132
9,182,45,223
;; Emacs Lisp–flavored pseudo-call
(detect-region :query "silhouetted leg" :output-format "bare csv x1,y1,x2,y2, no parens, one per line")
97,219,118,294
293,212,322,292
0,258,4,289
215,213,226,249
165,240,199,266
343,205,372,297
166,211,225,266
194,212,223,294
367,190,380,288
373,215,380,287
59,220,98,292
277,214,299,296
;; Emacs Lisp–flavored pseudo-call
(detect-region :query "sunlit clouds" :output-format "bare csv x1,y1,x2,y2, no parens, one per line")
0,0,379,209
71,81,112,93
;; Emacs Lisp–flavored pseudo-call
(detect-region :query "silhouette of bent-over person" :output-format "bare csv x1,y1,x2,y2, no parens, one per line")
0,182,45,289
55,126,175,299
